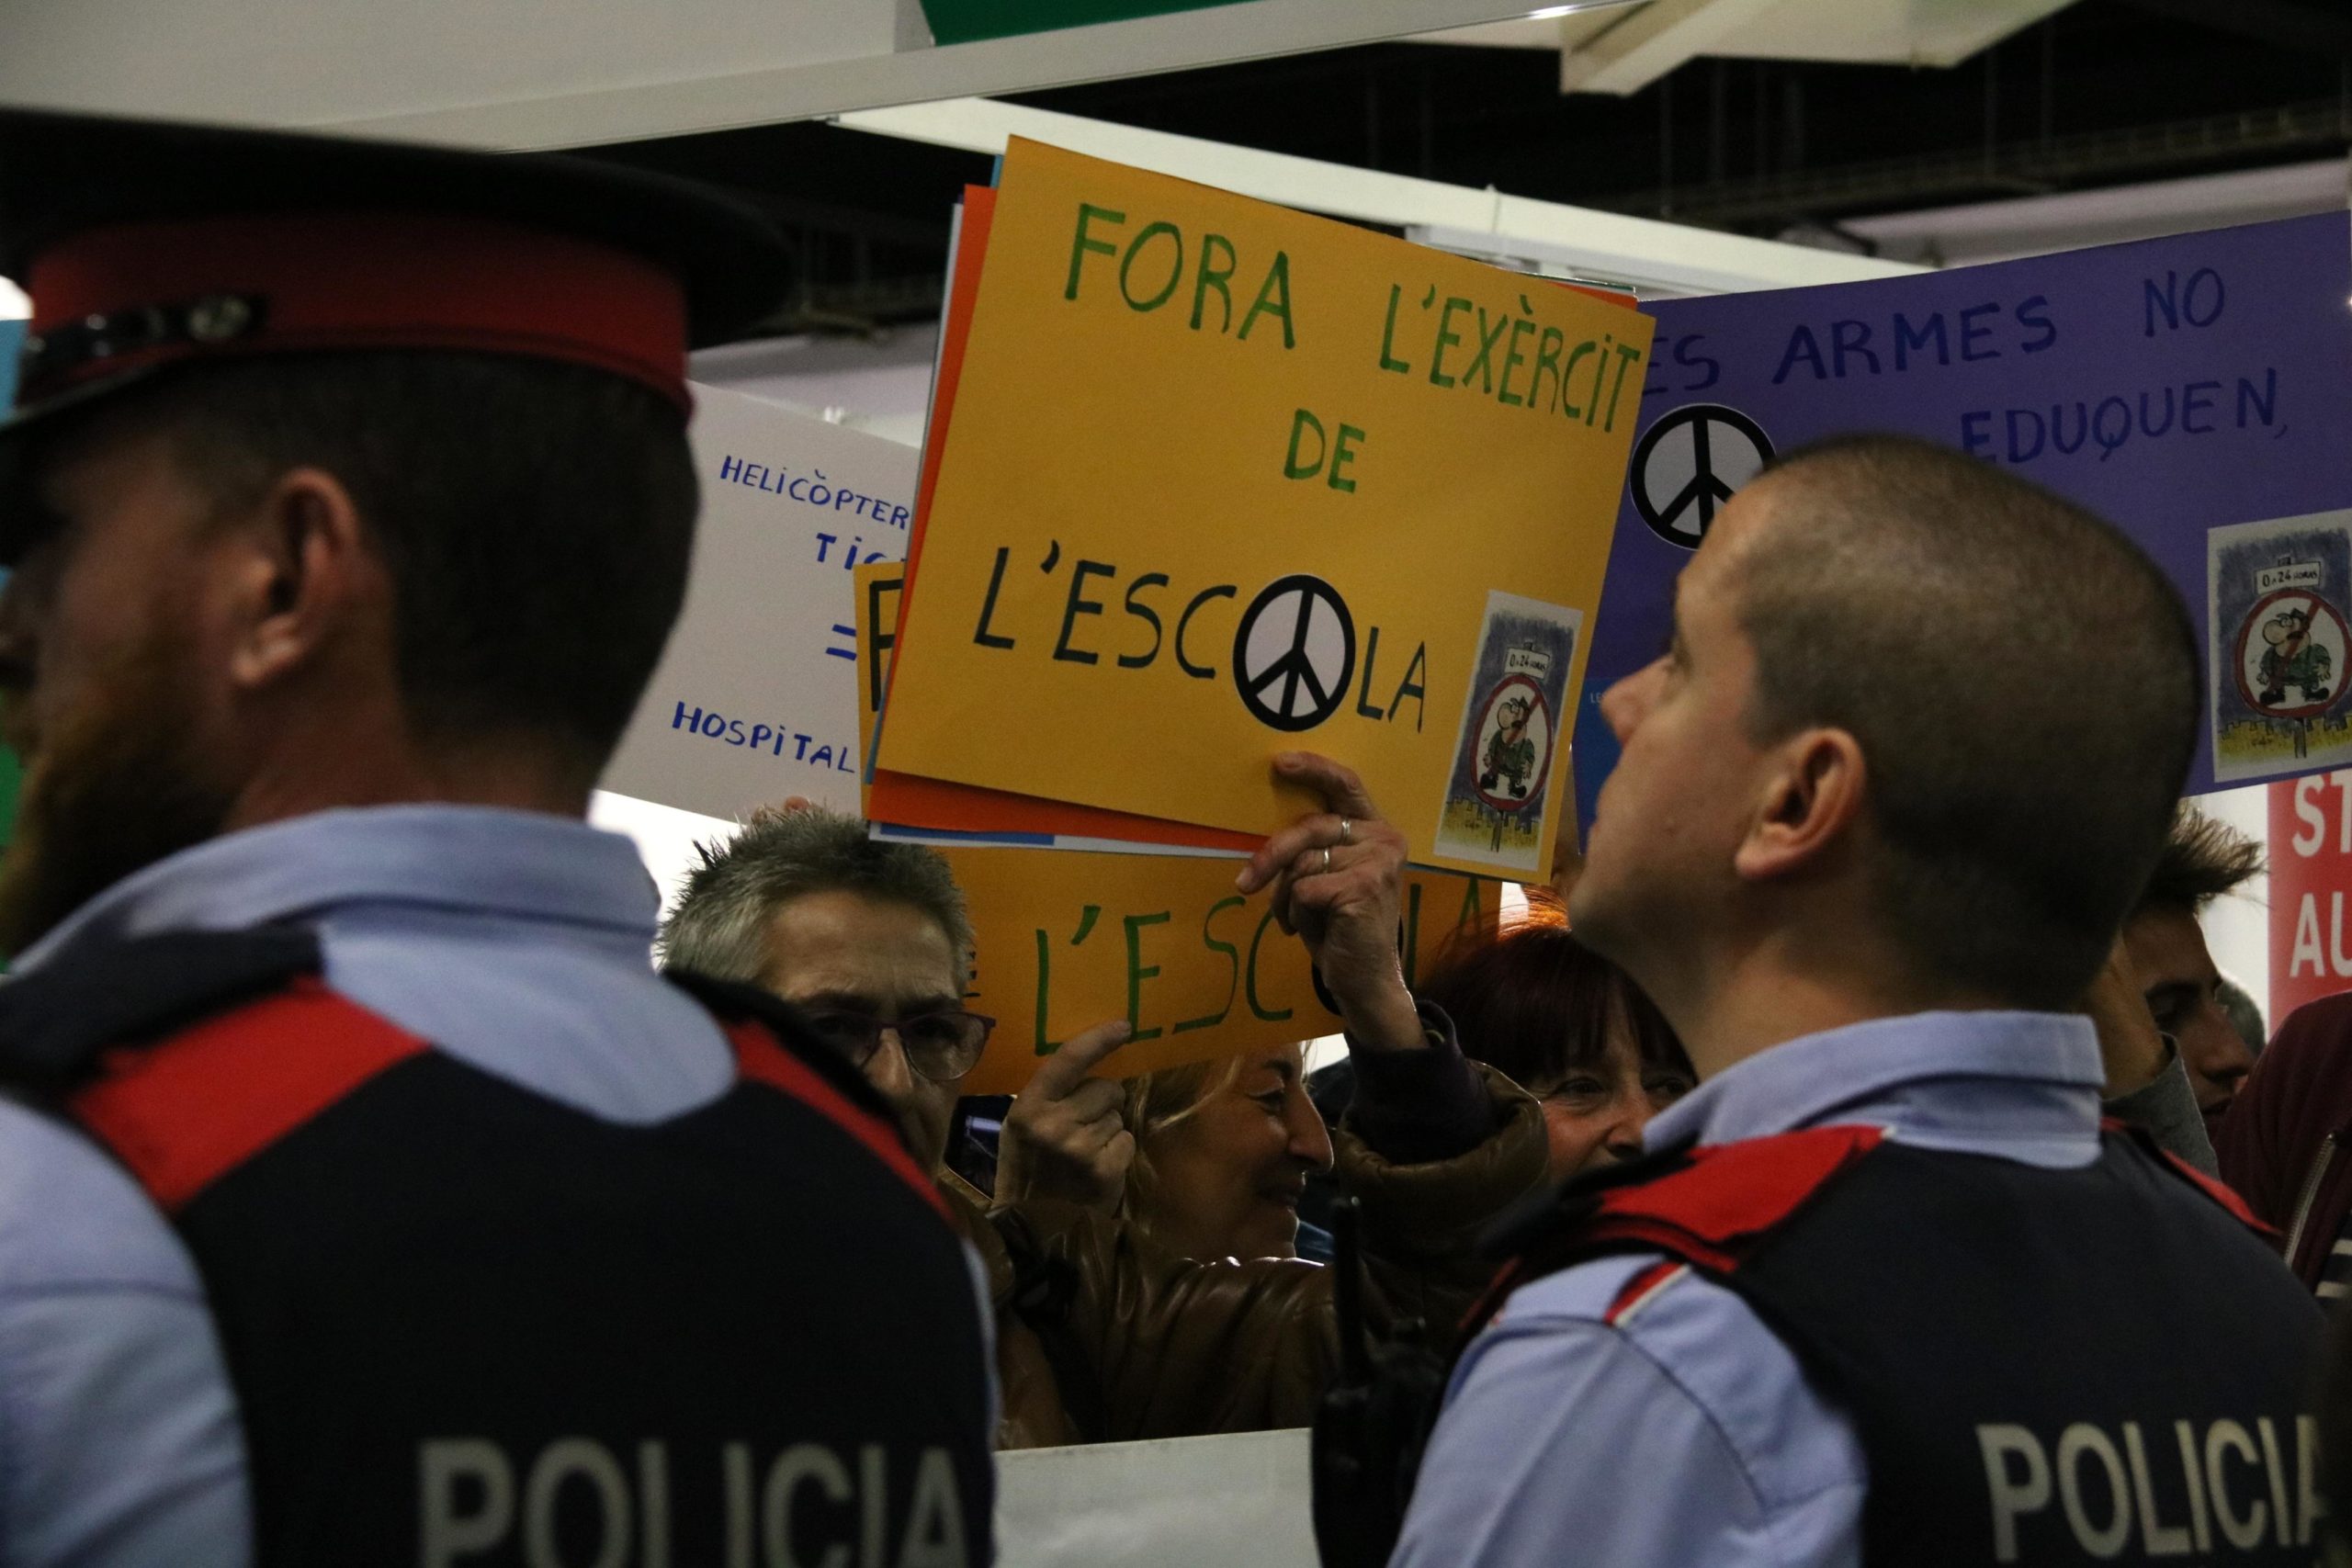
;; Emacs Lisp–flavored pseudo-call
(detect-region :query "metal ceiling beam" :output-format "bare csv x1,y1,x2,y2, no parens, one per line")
835,96,1922,290
1638,96,2352,228
2114,0,2352,56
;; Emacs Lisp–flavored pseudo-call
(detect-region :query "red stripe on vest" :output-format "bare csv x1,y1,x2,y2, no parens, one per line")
2159,1151,2275,1235
1583,1124,1887,1272
2097,1115,2276,1236
2098,1114,2277,1241
1604,1259,1688,1325
69,979,426,1213
725,1021,948,1223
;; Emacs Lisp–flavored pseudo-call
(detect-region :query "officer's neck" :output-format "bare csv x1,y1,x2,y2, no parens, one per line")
1673,926,2007,1086
221,705,596,831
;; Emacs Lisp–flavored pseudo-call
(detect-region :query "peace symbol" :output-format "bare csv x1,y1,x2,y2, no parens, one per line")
1231,574,1356,732
1630,403,1773,549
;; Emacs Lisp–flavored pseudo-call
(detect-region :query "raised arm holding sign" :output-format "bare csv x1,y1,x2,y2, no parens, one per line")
1002,752,1471,1211
1237,751,1428,1057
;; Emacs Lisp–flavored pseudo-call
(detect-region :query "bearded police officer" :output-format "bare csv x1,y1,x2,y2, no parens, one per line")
0,111,991,1565
1389,436,2323,1566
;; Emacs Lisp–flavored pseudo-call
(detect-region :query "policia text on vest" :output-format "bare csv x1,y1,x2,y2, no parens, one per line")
1978,1416,2323,1562
421,1437,972,1568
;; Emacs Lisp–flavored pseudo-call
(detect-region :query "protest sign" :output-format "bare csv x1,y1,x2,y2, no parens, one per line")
2270,772,2352,1023
875,139,1651,880
1577,213,2352,818
862,557,1262,852
602,384,915,820
854,558,901,805
860,558,1501,1090
944,841,1498,1096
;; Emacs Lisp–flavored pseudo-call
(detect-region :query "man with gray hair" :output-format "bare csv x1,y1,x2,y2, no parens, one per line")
665,806,996,1189
662,754,1553,1450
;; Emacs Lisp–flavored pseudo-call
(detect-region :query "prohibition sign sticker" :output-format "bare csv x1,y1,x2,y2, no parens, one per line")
1468,674,1554,811
1232,574,1356,732
2233,588,2352,721
1630,403,1773,549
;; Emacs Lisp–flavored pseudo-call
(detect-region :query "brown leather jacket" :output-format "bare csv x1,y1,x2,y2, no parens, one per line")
943,1063,1548,1449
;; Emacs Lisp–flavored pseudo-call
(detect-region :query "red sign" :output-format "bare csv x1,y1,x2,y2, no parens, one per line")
2270,772,2352,1021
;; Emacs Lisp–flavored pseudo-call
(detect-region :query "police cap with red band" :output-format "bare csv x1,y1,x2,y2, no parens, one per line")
0,107,790,436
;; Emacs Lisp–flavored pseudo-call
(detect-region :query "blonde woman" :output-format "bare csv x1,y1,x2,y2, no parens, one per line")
1114,1043,1332,1262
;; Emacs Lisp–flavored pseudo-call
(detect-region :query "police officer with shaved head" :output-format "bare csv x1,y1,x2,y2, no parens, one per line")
1374,436,2323,1567
0,111,990,1565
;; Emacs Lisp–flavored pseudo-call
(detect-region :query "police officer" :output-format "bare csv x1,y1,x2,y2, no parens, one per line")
1389,435,2324,1566
0,110,991,1565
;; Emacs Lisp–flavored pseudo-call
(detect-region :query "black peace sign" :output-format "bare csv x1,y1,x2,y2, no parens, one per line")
1630,403,1773,549
1231,574,1356,732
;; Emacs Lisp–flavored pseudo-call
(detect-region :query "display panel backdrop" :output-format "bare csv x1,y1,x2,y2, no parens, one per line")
1576,213,2352,822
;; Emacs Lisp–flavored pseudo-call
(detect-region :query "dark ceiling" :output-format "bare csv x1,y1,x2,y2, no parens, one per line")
583,0,2352,337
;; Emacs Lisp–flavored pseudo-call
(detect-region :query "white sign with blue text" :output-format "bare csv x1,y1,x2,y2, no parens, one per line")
602,382,916,821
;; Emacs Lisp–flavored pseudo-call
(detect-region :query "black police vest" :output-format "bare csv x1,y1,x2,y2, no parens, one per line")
0,929,995,1568
1505,1123,2328,1566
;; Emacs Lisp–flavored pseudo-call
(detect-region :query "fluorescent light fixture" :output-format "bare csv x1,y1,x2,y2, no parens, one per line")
1526,5,1576,15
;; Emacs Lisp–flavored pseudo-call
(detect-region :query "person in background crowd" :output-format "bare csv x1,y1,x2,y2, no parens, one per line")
2080,941,2222,1174
2220,988,2352,1294
1116,1043,1334,1261
0,109,994,1566
2118,803,2264,1138
661,761,1550,1447
1387,434,2321,1568
1416,895,1694,1183
2219,974,2267,1059
1302,892,1691,1197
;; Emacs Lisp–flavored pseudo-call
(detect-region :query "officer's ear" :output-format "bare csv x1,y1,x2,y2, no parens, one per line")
215,465,390,695
1734,726,1867,885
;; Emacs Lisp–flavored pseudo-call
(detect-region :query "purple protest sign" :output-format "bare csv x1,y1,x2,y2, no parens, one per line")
1577,212,2352,822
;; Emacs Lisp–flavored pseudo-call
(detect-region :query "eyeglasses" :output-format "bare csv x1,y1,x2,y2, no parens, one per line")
798,1007,997,1084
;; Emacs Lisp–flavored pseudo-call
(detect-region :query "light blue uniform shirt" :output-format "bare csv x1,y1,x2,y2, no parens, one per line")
0,806,737,1566
1393,1010,2108,1568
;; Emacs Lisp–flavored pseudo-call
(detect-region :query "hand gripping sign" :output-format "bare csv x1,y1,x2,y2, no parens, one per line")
874,140,1650,879
944,844,1498,1095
